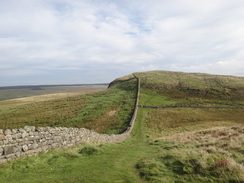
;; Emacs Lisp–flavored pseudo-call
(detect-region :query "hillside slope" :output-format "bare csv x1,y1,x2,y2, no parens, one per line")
0,71,243,183
0,77,137,134
134,71,244,182
135,70,244,107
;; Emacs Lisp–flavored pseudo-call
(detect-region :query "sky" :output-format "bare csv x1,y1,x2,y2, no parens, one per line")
1,0,244,86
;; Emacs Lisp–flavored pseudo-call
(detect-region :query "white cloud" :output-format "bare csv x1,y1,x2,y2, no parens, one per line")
0,0,244,86
170,59,244,76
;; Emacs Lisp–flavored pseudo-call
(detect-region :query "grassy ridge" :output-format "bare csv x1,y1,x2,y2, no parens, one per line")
0,79,137,134
135,71,244,182
0,71,243,182
135,71,244,105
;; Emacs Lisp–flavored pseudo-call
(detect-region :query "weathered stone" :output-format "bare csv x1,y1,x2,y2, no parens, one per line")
13,146,22,153
5,135,12,140
4,146,14,155
12,129,17,134
0,148,3,155
5,154,16,159
22,145,28,152
15,152,21,157
3,129,11,135
29,143,38,150
24,126,35,132
0,135,5,141
0,129,3,135
15,133,22,139
22,132,28,138
19,128,26,133
27,136,35,141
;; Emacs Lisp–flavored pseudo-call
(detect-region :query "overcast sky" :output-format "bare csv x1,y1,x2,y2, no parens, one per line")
1,0,244,86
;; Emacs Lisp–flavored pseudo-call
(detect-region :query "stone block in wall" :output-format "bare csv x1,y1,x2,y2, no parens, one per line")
0,129,3,134
24,126,35,132
16,133,22,139
15,152,21,158
3,146,14,155
5,153,16,160
21,132,28,138
38,141,46,147
28,143,38,150
27,136,35,141
13,146,22,153
19,141,26,146
12,129,17,134
0,147,3,155
3,140,9,145
22,145,28,152
0,134,5,141
5,135,12,140
19,128,26,133
3,129,11,135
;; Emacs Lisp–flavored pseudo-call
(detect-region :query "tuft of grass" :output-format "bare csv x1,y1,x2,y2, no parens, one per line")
78,145,100,156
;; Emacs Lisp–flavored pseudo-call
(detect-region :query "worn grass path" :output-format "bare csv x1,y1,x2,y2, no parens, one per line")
0,109,159,183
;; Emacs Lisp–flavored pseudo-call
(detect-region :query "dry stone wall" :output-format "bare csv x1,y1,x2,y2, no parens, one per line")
0,77,140,164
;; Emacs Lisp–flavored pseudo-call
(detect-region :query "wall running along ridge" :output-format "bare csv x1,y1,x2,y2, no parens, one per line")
0,77,140,164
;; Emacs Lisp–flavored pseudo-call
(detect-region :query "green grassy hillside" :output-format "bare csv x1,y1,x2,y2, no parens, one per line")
136,70,244,107
135,71,244,182
0,71,243,183
0,77,137,134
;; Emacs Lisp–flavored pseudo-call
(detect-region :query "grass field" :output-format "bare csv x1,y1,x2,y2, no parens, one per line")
0,108,243,182
0,71,243,182
0,79,137,133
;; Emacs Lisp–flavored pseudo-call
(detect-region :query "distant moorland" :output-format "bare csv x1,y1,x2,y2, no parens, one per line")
0,84,108,101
